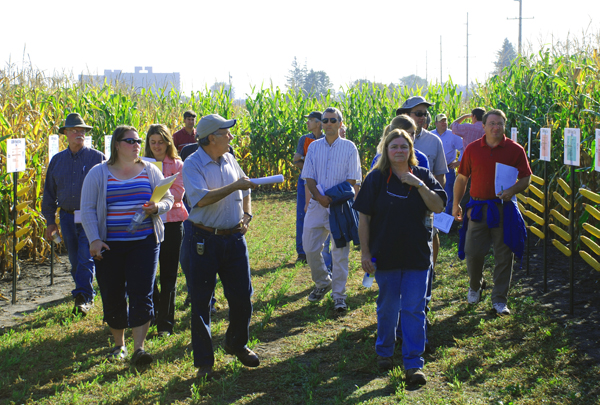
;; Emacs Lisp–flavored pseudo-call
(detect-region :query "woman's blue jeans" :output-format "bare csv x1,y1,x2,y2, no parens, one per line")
375,268,429,370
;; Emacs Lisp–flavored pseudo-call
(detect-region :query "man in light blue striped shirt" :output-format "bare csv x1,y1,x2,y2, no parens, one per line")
301,107,362,312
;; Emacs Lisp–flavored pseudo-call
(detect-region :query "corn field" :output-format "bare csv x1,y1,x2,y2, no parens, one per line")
1,35,600,274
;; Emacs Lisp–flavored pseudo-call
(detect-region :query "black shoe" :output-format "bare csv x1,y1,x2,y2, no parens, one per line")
223,344,260,367
131,348,153,366
296,254,307,263
73,294,92,316
157,331,171,338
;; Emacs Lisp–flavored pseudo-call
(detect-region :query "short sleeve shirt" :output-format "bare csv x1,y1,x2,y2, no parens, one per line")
353,166,447,271
414,129,449,176
182,146,249,229
301,137,362,189
458,135,532,200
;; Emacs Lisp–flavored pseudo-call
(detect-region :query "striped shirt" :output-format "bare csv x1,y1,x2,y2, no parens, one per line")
106,168,153,241
301,136,362,190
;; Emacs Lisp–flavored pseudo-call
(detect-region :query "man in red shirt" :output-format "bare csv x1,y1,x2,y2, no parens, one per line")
173,110,197,152
452,109,531,316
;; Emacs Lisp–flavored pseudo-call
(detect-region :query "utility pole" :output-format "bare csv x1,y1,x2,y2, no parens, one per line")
507,0,534,55
440,36,443,84
466,13,469,100
426,51,428,86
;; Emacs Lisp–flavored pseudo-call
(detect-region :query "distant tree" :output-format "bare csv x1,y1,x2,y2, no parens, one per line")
493,38,517,75
285,57,307,92
210,81,234,99
303,69,333,99
350,79,395,95
399,75,428,91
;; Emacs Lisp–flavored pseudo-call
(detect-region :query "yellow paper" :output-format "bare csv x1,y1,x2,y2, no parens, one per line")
150,174,177,203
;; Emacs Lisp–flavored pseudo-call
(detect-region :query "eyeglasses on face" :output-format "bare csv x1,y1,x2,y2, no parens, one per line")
119,138,142,145
410,111,428,118
321,118,339,124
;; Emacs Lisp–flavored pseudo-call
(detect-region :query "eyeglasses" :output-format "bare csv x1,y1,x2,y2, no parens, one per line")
321,118,339,124
386,168,413,199
119,138,142,145
410,111,428,118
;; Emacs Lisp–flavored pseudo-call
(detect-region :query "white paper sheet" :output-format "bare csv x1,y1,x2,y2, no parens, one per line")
74,210,82,224
249,174,284,185
495,163,519,202
433,212,454,234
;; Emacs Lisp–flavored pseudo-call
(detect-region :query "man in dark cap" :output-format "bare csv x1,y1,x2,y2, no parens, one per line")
182,114,259,380
42,113,106,316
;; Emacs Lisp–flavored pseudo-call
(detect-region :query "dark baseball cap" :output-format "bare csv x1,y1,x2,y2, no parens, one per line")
304,111,322,121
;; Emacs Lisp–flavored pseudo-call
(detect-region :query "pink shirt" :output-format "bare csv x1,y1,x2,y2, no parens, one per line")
451,121,485,151
162,156,188,223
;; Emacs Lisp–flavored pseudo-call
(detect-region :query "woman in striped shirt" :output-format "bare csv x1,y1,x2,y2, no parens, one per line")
144,124,188,338
81,125,174,366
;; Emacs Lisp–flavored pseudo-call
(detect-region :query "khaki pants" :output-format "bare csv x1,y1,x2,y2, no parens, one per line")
464,204,513,304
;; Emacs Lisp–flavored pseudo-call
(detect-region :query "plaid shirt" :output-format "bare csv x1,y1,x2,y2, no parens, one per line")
42,146,105,225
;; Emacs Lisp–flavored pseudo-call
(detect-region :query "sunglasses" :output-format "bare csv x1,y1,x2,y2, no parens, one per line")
386,168,413,199
410,111,428,117
119,138,142,145
321,118,339,124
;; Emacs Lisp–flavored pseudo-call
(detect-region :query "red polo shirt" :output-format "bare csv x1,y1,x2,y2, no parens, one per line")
173,127,197,152
458,135,531,199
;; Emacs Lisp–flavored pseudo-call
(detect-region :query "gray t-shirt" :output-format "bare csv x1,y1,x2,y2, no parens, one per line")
414,129,449,176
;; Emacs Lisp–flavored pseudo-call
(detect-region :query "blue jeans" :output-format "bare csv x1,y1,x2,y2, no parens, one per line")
181,219,217,308
95,234,159,329
184,226,253,368
444,168,456,215
375,268,429,370
59,210,95,302
297,176,332,268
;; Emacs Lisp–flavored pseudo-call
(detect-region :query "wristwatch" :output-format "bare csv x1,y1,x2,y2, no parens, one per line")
417,181,425,189
244,212,253,222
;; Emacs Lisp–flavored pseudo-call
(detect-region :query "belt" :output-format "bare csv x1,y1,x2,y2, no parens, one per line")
471,197,500,202
192,221,243,235
61,208,76,214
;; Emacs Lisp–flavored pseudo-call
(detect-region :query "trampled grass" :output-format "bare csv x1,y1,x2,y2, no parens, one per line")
0,192,598,404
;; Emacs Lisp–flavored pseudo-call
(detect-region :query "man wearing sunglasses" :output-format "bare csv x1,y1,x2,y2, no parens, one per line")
182,114,259,380
301,107,362,313
42,113,106,317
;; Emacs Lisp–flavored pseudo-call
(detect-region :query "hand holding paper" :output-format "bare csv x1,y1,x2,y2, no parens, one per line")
249,174,284,185
495,163,518,202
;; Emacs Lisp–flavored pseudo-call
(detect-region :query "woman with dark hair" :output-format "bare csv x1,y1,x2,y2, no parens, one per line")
353,129,446,385
81,125,174,365
144,124,188,337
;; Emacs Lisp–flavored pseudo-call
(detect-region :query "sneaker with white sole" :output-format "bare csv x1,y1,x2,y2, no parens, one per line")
467,288,481,304
307,284,332,302
333,298,347,312
493,302,510,316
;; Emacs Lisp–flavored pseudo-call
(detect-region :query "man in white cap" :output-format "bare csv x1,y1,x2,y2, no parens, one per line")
42,113,105,317
431,113,463,216
181,114,258,380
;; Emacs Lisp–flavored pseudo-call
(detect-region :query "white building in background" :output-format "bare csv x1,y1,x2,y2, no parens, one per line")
79,66,180,93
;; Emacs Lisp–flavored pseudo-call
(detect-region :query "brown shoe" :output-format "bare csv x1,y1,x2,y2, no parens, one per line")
223,344,260,367
377,356,393,370
405,368,427,385
197,365,213,380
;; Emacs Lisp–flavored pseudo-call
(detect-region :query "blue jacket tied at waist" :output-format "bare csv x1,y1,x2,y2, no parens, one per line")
325,182,360,248
458,198,527,260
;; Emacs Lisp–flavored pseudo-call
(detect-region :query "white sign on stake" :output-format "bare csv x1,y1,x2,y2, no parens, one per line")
511,127,518,142
540,128,551,161
595,129,600,172
48,135,60,162
527,128,531,158
84,136,92,149
564,128,580,166
104,135,112,160
7,138,26,173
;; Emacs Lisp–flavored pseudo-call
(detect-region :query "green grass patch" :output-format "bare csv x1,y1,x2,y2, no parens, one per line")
0,192,598,404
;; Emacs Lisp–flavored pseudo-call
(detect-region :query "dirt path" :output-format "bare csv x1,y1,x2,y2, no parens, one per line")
0,254,74,331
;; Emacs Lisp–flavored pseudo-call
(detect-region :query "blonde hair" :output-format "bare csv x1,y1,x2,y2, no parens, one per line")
376,114,417,154
372,129,418,173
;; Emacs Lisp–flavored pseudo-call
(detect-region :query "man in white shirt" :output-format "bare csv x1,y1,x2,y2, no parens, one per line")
431,114,463,215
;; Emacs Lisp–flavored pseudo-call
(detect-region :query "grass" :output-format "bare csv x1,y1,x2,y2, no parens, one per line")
0,192,599,404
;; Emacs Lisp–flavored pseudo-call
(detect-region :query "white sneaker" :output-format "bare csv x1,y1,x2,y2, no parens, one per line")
493,302,510,316
333,298,347,312
467,288,481,304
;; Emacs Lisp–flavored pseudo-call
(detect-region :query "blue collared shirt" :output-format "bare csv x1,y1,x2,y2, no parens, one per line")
42,146,106,225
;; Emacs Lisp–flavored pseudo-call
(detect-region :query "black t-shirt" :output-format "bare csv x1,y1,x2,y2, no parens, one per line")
352,166,447,271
